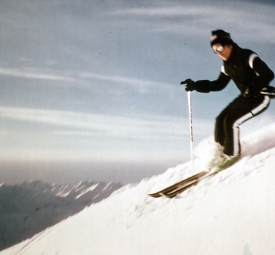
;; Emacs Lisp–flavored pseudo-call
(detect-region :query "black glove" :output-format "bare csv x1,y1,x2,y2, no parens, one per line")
261,86,275,98
180,79,196,92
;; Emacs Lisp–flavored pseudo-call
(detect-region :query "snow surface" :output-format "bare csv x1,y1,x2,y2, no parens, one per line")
2,124,275,255
0,181,121,251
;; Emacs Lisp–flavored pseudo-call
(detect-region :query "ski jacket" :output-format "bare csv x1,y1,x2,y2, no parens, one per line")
194,43,274,97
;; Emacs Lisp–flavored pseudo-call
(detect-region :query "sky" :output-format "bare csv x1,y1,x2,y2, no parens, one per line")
0,0,275,184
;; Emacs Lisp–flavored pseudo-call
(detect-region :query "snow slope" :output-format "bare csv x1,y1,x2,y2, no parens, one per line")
0,181,121,251
2,124,275,255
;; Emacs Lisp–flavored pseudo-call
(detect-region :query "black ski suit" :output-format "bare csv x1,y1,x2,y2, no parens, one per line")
194,43,274,156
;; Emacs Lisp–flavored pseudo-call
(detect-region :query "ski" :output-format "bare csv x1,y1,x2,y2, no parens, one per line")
148,171,209,198
162,171,218,198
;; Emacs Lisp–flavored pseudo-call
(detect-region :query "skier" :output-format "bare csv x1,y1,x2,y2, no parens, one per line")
181,29,274,171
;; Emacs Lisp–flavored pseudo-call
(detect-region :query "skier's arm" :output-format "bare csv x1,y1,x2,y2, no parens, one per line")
181,72,231,93
197,72,231,92
250,54,274,87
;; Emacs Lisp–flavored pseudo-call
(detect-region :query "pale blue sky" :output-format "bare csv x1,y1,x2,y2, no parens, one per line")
1,0,275,184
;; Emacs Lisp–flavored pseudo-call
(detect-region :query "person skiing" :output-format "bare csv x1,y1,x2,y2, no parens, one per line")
181,29,274,171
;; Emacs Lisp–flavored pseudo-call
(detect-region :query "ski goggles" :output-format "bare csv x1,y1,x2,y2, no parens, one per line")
213,45,224,53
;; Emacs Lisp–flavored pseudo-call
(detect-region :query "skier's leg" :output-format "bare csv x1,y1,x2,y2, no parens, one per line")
223,95,270,156
209,95,270,171
208,97,242,170
214,113,225,147
214,95,270,171
214,95,244,148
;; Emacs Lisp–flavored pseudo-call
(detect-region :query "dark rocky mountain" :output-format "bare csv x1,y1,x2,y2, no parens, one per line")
0,180,122,250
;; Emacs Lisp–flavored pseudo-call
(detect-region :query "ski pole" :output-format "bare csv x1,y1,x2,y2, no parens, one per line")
187,91,194,170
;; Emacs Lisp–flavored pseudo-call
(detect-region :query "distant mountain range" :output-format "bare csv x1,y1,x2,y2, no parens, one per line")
0,180,122,250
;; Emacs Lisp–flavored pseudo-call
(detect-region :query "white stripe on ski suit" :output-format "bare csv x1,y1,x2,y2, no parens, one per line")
249,53,258,69
232,95,270,156
249,53,260,76
221,65,229,76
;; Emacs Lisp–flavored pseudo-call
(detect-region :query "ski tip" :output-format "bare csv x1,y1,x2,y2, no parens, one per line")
147,193,161,198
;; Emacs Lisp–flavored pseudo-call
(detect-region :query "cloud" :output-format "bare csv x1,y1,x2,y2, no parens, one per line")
107,1,275,43
0,106,212,140
108,6,209,17
0,106,212,162
78,72,173,93
0,66,173,94
0,68,74,82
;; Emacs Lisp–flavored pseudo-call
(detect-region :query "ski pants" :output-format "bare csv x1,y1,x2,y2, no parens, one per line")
215,94,270,156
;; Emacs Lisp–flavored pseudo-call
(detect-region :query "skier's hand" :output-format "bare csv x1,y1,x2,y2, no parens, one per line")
180,79,196,92
261,86,275,98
